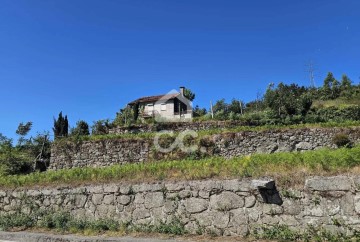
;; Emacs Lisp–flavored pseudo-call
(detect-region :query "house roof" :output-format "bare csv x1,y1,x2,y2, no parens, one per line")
128,93,180,105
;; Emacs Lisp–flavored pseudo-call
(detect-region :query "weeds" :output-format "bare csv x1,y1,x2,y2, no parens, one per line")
0,145,360,188
333,133,352,148
131,218,186,235
0,209,186,236
281,190,300,200
254,224,358,242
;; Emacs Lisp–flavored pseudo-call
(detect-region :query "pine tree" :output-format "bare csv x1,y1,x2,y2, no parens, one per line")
183,88,196,101
53,112,69,139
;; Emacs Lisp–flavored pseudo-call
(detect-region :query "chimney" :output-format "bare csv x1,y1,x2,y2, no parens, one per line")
180,86,185,96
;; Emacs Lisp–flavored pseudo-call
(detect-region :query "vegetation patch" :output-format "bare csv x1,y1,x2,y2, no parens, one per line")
54,120,360,144
1,210,359,240
1,145,360,189
332,133,352,148
0,209,186,237
253,224,360,242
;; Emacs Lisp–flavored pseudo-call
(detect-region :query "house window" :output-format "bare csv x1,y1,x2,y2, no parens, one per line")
161,103,167,111
147,104,154,115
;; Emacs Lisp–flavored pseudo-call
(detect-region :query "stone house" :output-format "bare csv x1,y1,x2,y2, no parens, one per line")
128,87,193,121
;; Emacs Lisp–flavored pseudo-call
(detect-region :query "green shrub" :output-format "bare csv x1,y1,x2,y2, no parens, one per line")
0,151,33,176
39,211,72,231
0,212,35,230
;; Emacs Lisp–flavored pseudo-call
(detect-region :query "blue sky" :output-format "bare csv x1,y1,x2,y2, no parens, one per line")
0,0,359,139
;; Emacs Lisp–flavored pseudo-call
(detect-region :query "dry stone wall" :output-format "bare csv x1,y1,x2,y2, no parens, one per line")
213,126,360,157
49,139,149,170
50,127,360,170
1,176,360,237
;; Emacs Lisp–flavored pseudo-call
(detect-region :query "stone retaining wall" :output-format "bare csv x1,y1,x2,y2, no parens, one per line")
1,176,360,237
49,139,149,170
50,127,360,170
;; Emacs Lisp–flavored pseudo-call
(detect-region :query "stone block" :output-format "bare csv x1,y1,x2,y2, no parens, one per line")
144,192,164,209
210,192,244,211
305,176,352,191
184,198,209,214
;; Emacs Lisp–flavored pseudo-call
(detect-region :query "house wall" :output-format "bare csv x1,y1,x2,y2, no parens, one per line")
141,100,188,120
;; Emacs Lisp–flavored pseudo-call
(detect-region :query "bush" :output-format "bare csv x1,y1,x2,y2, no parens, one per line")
0,212,35,230
71,120,90,136
91,120,113,135
310,106,360,122
40,211,72,231
332,133,352,148
0,144,33,176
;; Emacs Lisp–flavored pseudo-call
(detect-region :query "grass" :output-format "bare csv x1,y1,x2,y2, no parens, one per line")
1,145,360,189
1,210,359,241
313,98,360,108
0,209,186,236
56,120,360,143
253,224,360,242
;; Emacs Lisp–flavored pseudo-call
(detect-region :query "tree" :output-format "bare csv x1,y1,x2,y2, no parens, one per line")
193,105,207,117
0,133,12,151
132,102,140,122
299,93,313,116
213,99,229,119
0,133,32,175
228,99,244,115
16,121,32,146
321,72,340,99
114,106,136,126
183,88,195,102
264,82,310,117
53,112,69,139
213,99,228,114
16,122,32,136
331,78,341,99
70,120,90,136
340,74,353,98
91,119,112,135
321,72,333,99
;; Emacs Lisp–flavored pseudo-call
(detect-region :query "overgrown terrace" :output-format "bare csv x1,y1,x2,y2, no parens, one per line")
1,145,360,189
55,120,360,143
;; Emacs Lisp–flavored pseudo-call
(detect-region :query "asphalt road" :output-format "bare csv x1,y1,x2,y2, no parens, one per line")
0,232,185,242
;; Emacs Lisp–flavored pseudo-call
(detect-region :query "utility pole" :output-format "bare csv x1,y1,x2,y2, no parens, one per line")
210,101,214,119
239,101,243,115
